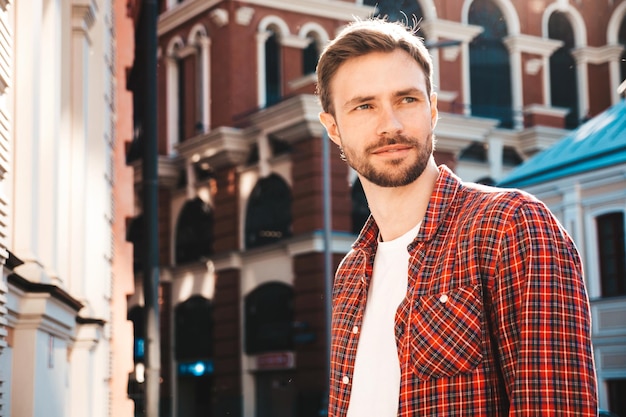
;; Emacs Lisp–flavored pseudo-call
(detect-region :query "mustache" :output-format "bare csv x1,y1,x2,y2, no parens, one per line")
365,135,419,152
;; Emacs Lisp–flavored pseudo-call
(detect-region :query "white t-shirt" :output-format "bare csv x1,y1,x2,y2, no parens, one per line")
346,222,421,417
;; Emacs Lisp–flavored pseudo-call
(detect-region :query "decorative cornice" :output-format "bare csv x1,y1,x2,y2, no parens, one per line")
236,6,255,26
503,34,563,56
239,0,374,22
158,0,366,34
434,112,500,153
72,0,97,35
76,316,106,326
211,251,243,272
176,126,251,170
281,34,312,49
8,273,83,312
571,44,625,64
210,8,229,27
518,125,569,156
523,104,570,118
158,0,221,36
131,155,180,189
248,94,325,144
420,19,483,43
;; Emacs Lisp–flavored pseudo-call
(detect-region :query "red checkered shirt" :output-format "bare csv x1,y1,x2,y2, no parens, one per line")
328,166,597,416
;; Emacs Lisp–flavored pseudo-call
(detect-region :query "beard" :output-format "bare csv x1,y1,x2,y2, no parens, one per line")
341,132,434,187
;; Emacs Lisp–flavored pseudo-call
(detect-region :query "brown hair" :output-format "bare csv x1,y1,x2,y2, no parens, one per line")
316,18,433,115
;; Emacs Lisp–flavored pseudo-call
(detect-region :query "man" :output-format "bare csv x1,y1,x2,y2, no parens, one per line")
316,18,597,416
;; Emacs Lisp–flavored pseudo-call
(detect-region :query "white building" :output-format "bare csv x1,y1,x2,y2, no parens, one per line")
500,94,626,415
0,1,136,416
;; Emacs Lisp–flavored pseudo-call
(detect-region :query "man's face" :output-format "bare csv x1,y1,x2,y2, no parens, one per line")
320,49,438,187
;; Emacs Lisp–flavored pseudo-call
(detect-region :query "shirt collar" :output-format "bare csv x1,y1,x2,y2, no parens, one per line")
352,165,461,251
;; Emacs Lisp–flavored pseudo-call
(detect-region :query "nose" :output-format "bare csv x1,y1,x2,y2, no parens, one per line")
376,106,403,136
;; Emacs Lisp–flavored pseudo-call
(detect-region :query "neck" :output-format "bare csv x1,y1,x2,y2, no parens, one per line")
363,159,439,242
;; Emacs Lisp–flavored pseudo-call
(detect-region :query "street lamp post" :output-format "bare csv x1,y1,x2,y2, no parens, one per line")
140,0,160,416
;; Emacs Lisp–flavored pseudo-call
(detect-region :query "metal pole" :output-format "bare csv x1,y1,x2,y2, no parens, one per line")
322,131,333,410
141,0,160,415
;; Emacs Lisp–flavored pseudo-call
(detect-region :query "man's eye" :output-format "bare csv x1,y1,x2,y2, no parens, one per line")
355,104,372,110
403,97,417,103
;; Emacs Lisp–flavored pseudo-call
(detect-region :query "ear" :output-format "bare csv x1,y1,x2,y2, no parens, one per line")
319,112,342,146
430,92,439,130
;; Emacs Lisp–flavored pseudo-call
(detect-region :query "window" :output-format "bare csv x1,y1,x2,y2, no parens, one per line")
265,29,281,106
607,379,626,417
459,142,488,163
502,145,523,167
364,0,424,25
175,296,214,360
549,12,579,129
468,0,513,128
596,212,626,297
302,35,319,75
128,306,146,363
175,197,214,265
126,214,144,273
244,283,294,354
617,17,626,80
245,174,292,249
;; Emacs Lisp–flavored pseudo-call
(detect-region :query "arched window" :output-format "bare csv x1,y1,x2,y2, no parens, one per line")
244,282,294,354
617,16,626,81
188,27,210,134
265,29,281,106
351,178,370,234
365,0,424,25
175,197,214,265
302,34,320,75
596,212,626,297
245,174,292,249
459,142,488,163
175,296,214,360
548,12,579,129
468,0,513,128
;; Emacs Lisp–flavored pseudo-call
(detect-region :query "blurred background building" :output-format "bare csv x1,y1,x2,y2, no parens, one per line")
0,0,624,417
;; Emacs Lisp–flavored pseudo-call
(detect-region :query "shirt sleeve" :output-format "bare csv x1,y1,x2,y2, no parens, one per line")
490,200,598,416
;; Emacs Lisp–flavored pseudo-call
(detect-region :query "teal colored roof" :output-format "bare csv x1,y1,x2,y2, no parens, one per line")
499,99,626,188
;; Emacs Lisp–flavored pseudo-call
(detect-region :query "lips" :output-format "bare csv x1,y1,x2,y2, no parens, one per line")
371,144,413,154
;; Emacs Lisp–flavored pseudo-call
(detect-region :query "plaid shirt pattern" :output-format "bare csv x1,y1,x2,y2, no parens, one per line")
328,166,597,416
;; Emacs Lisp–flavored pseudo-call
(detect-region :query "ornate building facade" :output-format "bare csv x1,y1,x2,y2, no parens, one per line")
0,0,136,416
126,0,626,416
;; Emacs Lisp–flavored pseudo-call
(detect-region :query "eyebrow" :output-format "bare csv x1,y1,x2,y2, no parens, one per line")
341,88,428,110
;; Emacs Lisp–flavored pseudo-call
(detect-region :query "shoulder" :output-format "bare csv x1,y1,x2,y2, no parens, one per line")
458,180,548,221
436,165,545,220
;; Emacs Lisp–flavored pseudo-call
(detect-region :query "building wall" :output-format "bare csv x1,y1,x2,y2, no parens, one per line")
112,0,138,415
0,0,135,416
0,0,11,415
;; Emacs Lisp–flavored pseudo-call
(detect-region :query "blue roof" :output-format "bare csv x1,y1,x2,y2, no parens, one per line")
499,99,626,188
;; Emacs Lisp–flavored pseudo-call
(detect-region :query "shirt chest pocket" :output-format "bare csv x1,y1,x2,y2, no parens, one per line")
408,284,484,380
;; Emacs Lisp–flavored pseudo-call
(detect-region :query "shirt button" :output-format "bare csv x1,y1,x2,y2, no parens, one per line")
352,326,359,334
439,294,449,303
342,376,350,384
